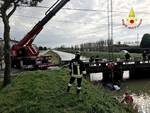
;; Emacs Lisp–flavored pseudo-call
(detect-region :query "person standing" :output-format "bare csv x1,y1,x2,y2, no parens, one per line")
67,51,86,95
125,52,131,62
89,56,94,64
0,57,2,70
142,50,147,61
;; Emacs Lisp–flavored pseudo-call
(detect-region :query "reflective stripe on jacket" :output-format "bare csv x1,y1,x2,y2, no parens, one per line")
71,63,82,78
69,58,85,78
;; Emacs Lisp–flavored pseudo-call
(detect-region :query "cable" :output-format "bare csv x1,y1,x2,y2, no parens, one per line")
13,14,41,19
19,5,150,14
12,14,122,26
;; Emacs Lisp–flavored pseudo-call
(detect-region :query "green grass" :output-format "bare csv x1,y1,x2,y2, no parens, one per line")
0,69,135,113
0,80,2,90
81,51,141,61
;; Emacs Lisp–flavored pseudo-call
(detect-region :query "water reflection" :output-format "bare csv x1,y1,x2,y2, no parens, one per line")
90,72,103,81
89,70,130,81
89,73,150,113
132,93,150,113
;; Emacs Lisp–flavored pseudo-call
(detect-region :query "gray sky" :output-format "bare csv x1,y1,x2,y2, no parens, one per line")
0,0,150,48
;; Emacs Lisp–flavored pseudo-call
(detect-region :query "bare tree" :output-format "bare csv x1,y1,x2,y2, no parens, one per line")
0,0,43,86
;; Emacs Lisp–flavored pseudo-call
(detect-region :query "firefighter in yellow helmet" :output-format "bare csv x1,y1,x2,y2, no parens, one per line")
67,51,86,95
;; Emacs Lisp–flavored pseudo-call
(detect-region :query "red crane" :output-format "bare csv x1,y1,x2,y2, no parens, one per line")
11,0,70,69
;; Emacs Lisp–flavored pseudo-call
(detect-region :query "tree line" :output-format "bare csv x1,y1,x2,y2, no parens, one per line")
56,39,130,52
56,33,150,54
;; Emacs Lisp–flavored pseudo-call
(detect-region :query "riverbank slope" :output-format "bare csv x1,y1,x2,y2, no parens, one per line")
0,69,135,113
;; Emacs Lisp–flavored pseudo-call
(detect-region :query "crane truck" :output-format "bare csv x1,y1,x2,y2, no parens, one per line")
11,0,70,69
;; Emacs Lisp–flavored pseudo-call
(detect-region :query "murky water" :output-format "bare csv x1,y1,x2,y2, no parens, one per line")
132,93,150,113
89,73,150,113
124,79,150,113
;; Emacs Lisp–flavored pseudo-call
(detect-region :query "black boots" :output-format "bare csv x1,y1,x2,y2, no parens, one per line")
67,86,81,95
76,89,80,95
67,86,70,92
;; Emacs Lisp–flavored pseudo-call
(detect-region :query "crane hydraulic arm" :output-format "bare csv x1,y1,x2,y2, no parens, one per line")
11,0,70,57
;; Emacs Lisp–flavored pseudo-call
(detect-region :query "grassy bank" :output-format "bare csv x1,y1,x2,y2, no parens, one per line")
81,51,141,61
0,69,135,113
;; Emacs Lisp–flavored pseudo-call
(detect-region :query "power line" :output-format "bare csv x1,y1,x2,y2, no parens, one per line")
13,14,41,19
10,14,150,29
19,5,150,14
12,14,122,26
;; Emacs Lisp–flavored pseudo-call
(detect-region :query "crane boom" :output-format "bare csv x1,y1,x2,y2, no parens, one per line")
12,0,70,57
11,0,70,69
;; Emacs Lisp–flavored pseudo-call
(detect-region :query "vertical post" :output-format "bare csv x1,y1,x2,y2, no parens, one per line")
107,0,111,61
110,0,114,60
107,0,114,61
137,33,139,47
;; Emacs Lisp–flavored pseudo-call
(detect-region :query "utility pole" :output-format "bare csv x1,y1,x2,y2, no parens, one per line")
107,0,113,61
110,0,114,59
107,0,111,60
137,33,139,46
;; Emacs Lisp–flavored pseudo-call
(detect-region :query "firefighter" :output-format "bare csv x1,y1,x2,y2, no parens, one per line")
0,57,2,70
121,92,133,104
67,51,86,95
142,50,147,61
103,63,115,90
125,52,131,62
89,56,94,63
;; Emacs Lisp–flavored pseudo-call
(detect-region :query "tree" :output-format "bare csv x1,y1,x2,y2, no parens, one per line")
0,0,43,86
39,46,43,50
117,41,121,45
43,47,47,50
140,33,150,48
0,41,3,58
0,43,3,70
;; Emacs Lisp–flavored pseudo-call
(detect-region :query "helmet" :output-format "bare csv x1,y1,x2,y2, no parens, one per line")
75,51,80,60
75,50,80,55
124,92,129,95
107,63,114,70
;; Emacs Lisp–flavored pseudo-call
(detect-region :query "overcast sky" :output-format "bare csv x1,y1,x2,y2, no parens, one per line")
0,0,150,48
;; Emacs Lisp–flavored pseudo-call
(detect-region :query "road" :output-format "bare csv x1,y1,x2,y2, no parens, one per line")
52,50,88,61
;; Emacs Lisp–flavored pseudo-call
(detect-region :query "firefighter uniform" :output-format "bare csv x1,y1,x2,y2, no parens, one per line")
67,52,86,94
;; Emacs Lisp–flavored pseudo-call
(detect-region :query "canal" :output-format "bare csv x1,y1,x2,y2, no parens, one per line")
53,50,88,61
89,68,150,113
90,70,150,113
118,79,150,113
